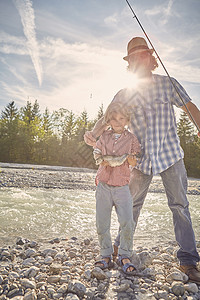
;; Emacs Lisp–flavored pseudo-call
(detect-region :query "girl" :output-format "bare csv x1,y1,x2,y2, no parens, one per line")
93,102,141,274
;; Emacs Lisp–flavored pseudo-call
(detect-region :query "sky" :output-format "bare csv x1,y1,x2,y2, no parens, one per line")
0,0,200,119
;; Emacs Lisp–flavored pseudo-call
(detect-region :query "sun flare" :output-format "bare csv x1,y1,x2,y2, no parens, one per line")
123,72,140,90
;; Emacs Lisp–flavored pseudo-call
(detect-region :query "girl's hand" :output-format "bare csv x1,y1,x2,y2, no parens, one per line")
127,154,137,167
100,161,110,166
84,131,96,146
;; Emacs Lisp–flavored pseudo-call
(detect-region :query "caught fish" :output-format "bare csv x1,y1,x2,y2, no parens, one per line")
95,153,129,167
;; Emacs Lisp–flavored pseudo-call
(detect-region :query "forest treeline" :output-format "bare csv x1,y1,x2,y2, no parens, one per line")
0,100,200,178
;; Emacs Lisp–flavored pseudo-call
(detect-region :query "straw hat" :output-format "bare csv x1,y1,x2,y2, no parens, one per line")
123,37,154,61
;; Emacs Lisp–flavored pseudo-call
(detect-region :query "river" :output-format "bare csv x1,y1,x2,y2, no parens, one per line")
0,187,199,248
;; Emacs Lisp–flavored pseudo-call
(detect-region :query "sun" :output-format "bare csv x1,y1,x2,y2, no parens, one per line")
123,71,140,90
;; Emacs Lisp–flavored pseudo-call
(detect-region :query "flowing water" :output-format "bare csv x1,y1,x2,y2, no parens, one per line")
0,187,199,248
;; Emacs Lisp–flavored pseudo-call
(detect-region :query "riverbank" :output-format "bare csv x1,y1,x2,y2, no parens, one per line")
0,236,200,300
1,163,200,299
0,163,200,194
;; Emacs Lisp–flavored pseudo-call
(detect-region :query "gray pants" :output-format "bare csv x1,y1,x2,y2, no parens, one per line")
115,159,199,265
95,182,135,258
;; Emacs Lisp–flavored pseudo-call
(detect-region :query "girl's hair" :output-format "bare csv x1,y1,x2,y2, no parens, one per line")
103,102,131,125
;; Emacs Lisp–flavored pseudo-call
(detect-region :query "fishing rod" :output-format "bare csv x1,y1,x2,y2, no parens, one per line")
125,0,200,133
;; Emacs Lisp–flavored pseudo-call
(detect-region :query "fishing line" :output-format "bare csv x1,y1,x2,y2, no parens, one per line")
125,0,200,133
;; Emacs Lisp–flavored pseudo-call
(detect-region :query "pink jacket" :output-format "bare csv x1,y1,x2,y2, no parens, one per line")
95,129,141,186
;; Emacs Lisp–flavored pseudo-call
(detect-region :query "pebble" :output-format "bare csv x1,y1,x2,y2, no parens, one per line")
0,237,200,299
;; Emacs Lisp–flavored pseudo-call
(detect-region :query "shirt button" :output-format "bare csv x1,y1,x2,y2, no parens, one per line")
149,139,151,142
113,150,115,153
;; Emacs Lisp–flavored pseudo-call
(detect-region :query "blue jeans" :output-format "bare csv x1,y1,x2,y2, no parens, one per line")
96,182,135,258
115,159,199,265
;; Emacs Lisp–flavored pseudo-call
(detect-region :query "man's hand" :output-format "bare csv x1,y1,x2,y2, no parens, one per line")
127,154,137,167
84,131,97,147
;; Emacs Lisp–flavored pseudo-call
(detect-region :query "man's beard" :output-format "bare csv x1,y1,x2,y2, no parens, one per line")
129,62,149,78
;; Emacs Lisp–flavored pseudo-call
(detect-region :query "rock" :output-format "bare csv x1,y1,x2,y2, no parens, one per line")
8,297,24,300
47,275,61,283
7,288,22,298
25,248,37,258
49,238,60,244
27,241,38,248
0,275,3,284
49,263,62,274
67,280,86,298
184,282,198,293
60,276,71,284
113,283,130,292
68,251,77,259
91,267,108,280
1,250,10,257
44,256,53,264
24,290,37,300
138,251,152,268
156,290,168,299
24,266,39,278
8,271,20,280
57,283,68,294
166,271,185,283
84,238,90,245
16,237,28,245
84,269,91,279
42,248,58,257
65,293,79,300
171,281,185,296
22,257,36,266
20,278,36,289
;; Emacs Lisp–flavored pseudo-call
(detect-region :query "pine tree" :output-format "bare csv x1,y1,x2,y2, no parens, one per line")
177,111,197,176
1,101,18,121
0,101,20,161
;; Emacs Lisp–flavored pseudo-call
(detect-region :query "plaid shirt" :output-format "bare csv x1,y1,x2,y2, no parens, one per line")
112,74,191,175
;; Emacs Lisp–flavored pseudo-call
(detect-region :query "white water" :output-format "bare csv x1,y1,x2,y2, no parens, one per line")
0,187,199,248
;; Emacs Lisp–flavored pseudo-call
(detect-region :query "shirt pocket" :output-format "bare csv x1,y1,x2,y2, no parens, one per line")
154,95,170,113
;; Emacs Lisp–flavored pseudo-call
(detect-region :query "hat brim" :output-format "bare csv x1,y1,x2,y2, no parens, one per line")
123,48,154,61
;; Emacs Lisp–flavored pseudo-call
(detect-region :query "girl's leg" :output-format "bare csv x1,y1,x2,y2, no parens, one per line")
96,182,113,257
114,185,134,258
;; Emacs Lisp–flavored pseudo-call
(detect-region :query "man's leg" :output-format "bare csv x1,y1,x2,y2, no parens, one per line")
160,159,200,283
130,169,153,225
114,169,153,248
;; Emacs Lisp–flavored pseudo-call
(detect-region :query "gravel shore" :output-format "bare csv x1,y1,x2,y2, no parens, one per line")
1,163,200,299
0,236,200,300
0,163,200,194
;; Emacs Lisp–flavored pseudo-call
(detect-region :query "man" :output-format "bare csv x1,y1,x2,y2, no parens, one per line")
84,37,200,283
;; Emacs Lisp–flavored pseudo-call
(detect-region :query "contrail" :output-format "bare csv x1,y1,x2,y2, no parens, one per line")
13,0,43,86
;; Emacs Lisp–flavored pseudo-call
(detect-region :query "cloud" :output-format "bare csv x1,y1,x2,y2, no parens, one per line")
0,36,126,118
145,0,176,25
0,31,27,55
104,14,118,27
13,0,43,86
